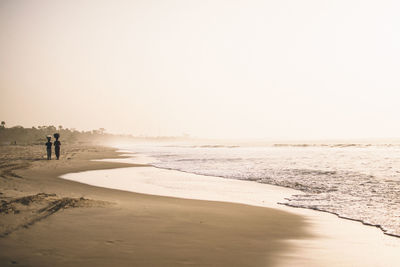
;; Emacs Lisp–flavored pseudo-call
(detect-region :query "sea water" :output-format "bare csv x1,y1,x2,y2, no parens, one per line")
122,143,400,237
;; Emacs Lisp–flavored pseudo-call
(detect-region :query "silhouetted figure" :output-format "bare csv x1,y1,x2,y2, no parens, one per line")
53,133,61,160
45,136,52,160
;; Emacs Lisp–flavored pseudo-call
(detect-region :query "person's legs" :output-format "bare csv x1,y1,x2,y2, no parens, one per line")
47,149,51,160
55,147,60,160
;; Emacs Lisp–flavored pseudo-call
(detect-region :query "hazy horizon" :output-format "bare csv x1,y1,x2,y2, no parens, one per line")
1,0,400,140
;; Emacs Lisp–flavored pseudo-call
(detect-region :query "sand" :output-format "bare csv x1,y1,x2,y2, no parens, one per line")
62,151,400,267
0,145,309,267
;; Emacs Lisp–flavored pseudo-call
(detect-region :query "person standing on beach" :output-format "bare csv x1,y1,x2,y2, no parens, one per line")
53,133,61,160
45,136,52,160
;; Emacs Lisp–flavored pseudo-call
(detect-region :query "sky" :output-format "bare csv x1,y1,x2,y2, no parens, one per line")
1,0,400,139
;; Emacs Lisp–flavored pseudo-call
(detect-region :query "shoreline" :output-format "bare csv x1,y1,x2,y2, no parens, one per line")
77,150,400,239
282,202,400,239
0,145,309,267
61,150,400,266
118,148,400,239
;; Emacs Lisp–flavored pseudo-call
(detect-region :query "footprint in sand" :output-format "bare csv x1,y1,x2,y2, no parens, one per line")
105,239,123,245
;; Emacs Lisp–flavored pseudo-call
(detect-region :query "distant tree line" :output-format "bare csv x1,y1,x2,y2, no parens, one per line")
0,123,110,145
0,122,190,145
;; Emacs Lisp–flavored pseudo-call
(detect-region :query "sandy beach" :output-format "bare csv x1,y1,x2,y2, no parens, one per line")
3,145,400,266
63,149,400,267
0,145,309,267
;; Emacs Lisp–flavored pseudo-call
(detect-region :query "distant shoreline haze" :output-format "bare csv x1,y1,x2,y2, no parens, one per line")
1,123,400,146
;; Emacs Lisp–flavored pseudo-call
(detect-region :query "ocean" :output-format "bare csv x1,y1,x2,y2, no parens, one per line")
125,143,400,237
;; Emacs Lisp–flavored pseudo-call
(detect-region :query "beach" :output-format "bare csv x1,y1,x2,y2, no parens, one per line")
0,145,309,267
3,0,400,266
63,148,400,267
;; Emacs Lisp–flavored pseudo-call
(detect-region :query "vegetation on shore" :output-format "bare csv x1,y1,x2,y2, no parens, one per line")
0,121,189,145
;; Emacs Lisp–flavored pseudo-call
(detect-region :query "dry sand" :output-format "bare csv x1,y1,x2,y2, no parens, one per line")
0,145,310,267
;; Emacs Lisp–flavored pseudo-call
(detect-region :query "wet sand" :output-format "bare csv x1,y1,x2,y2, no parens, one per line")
0,145,309,267
62,151,400,267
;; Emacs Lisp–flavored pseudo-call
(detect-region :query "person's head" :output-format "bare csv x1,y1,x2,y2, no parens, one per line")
53,133,60,140
46,136,51,142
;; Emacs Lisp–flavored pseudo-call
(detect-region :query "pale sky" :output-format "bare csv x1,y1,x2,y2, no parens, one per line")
1,0,400,139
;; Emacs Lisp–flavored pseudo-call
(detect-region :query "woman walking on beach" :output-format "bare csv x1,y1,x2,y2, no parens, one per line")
45,136,52,160
54,133,61,160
